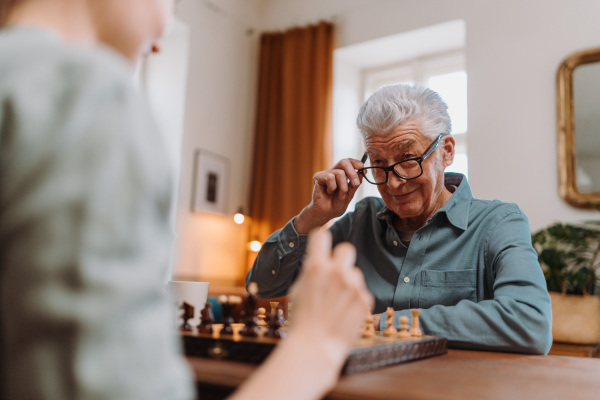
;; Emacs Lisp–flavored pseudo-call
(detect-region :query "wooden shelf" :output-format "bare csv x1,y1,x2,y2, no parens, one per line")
548,342,600,358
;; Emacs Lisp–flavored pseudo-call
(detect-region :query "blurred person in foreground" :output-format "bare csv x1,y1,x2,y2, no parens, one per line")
0,1,373,399
247,83,552,355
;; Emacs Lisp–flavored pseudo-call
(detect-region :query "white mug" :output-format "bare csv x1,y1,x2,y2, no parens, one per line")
168,281,210,327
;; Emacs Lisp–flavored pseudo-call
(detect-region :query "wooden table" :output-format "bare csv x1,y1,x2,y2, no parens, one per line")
188,349,600,400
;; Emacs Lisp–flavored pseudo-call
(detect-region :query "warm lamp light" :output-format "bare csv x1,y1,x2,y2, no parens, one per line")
250,240,262,252
234,206,245,225
233,213,245,224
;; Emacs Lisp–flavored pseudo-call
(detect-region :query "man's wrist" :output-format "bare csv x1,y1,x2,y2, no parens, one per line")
294,206,326,234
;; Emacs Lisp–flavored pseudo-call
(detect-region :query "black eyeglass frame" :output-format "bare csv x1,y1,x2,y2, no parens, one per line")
358,133,447,185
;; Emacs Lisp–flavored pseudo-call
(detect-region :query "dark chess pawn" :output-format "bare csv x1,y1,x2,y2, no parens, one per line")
178,301,195,332
219,295,241,335
198,302,214,334
240,282,260,337
265,307,286,339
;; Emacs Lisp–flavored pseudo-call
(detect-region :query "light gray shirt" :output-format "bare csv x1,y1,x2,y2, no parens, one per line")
0,27,193,399
247,173,553,354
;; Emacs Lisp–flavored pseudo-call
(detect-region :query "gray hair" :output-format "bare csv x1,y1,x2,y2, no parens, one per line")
356,83,452,140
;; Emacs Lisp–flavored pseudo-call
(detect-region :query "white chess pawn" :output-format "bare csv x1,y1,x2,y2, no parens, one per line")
409,309,423,337
362,312,376,338
398,315,410,338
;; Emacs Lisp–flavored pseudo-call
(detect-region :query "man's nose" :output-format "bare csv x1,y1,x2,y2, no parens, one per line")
386,171,407,189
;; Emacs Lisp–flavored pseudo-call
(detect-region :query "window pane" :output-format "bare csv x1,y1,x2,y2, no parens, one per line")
446,152,469,179
427,71,468,134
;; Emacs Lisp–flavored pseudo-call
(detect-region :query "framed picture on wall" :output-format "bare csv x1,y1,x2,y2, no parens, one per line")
192,149,229,214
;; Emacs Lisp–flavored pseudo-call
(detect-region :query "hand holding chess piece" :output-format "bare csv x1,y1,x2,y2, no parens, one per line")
231,230,373,400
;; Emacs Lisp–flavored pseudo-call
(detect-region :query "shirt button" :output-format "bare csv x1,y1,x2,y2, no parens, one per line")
271,270,276,275
392,240,398,247
403,277,410,283
288,242,295,248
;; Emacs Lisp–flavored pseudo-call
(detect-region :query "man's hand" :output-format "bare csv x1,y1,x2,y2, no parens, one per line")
294,158,365,234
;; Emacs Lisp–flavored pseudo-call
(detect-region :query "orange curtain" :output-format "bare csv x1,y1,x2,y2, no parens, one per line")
249,21,334,242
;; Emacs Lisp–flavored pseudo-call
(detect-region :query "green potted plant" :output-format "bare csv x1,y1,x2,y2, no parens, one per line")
531,221,600,344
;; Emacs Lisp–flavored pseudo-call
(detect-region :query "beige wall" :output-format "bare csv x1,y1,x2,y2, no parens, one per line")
171,0,600,283
172,0,261,283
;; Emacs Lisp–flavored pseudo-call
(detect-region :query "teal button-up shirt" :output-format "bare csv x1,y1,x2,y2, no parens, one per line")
247,173,552,354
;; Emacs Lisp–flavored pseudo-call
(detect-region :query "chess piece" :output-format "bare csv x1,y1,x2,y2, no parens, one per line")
240,282,260,337
219,295,234,335
265,307,286,339
362,312,376,338
383,307,397,337
409,309,423,337
257,307,268,326
269,301,279,319
398,315,410,338
179,301,195,332
198,302,214,334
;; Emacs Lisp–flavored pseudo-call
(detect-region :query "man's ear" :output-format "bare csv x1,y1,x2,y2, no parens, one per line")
442,135,455,167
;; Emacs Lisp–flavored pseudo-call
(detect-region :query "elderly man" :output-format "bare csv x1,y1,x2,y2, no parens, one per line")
247,83,552,355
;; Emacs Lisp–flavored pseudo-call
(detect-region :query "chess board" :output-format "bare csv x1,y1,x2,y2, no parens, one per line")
181,330,447,374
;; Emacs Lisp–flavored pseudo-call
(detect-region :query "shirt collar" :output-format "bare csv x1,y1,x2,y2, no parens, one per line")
376,172,472,231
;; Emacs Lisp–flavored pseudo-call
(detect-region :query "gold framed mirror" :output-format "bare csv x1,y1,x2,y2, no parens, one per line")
557,47,600,209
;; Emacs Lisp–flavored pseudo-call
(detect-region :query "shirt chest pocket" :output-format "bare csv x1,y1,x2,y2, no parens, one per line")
418,269,477,309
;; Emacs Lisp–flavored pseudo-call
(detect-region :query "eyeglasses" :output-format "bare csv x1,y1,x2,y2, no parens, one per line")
358,133,447,185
